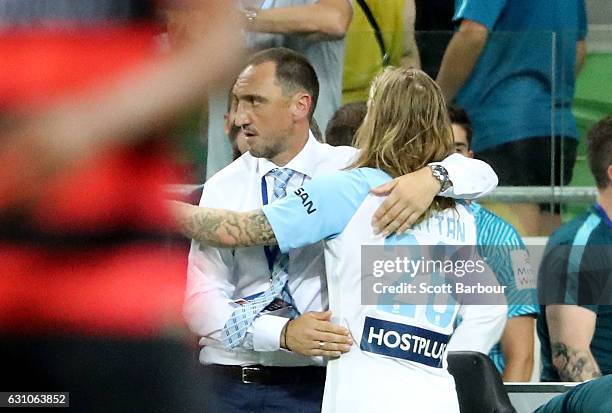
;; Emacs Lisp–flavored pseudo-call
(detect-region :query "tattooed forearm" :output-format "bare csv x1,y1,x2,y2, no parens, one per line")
551,342,602,381
172,201,277,248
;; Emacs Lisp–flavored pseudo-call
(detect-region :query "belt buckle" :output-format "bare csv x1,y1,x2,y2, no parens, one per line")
241,366,259,384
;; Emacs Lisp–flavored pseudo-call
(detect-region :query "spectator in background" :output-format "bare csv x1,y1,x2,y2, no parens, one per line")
325,101,367,147
310,117,324,142
537,116,612,382
224,90,249,161
450,105,539,382
206,0,353,178
436,0,588,236
342,0,420,104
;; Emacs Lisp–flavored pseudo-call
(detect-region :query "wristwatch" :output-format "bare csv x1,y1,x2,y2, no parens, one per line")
244,8,258,24
429,165,452,193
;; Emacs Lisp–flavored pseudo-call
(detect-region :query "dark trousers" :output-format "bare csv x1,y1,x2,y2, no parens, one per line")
476,136,578,212
201,365,325,413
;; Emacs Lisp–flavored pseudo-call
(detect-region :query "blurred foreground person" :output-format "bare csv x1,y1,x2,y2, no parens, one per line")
0,1,242,411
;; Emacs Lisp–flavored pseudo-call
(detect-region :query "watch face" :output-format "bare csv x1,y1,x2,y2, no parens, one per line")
431,166,450,191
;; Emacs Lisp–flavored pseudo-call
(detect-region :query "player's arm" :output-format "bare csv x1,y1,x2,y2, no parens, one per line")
435,18,488,101
172,170,369,250
183,184,268,350
173,202,276,248
448,304,507,354
371,153,498,235
495,231,537,381
576,40,587,76
400,0,421,69
185,181,352,355
576,0,588,76
245,0,352,40
546,305,602,381
435,0,507,101
500,315,535,382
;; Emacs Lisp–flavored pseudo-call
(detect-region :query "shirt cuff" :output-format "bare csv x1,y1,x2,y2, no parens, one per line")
432,154,498,199
252,315,290,352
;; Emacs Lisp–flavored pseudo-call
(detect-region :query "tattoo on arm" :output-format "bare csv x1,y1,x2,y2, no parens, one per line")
551,342,602,381
180,205,277,248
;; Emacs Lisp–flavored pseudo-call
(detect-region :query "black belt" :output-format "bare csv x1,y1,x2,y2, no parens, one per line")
206,364,326,385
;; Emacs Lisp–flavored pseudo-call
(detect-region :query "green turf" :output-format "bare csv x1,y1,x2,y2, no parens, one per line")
565,52,612,220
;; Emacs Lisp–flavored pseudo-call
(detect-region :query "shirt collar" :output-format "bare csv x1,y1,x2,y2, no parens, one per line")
593,203,612,228
257,131,320,180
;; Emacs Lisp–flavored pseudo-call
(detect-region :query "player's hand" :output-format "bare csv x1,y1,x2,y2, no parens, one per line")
282,311,352,358
370,166,441,236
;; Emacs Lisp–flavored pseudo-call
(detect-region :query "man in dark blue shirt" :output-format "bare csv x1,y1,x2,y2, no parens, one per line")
535,116,612,412
537,116,612,383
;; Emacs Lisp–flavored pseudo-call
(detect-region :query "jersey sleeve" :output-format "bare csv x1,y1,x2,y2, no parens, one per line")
538,242,571,305
262,169,383,253
508,304,539,318
454,0,507,30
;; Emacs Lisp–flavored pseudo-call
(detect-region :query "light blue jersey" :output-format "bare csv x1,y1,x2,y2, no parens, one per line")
262,168,386,253
471,202,539,373
264,168,505,413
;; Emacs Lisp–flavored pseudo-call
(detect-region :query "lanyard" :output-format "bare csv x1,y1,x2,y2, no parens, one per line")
261,177,280,272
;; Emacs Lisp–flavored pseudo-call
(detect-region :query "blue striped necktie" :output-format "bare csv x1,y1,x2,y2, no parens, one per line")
222,168,300,349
